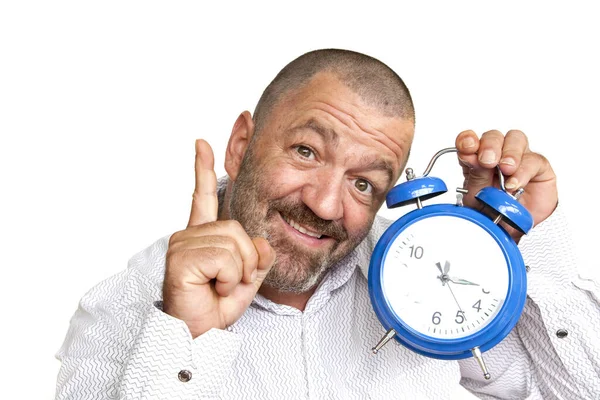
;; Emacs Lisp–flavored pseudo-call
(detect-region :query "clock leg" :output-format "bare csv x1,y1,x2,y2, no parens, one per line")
372,328,397,354
471,346,491,380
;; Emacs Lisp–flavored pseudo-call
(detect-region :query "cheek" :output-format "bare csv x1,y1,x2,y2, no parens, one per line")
260,160,308,198
342,202,374,238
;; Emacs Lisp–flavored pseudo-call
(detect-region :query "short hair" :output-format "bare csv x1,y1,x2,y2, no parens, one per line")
252,48,415,134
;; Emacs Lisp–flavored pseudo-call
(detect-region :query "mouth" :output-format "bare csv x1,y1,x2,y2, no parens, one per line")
282,214,323,238
278,212,332,246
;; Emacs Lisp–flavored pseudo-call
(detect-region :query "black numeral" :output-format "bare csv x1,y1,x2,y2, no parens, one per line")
482,288,490,294
472,300,482,312
455,311,465,324
432,311,441,325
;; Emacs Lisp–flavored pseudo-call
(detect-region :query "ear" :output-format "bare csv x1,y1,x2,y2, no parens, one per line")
225,111,255,181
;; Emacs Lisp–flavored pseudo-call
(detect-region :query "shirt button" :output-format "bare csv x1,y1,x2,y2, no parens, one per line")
556,329,568,338
178,370,192,382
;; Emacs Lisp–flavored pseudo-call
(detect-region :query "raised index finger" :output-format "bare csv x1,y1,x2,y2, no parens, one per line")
187,139,219,227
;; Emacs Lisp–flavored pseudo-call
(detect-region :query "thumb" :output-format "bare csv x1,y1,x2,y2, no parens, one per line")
251,237,276,289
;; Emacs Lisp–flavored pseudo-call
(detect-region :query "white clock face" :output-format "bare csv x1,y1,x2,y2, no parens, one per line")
382,215,509,340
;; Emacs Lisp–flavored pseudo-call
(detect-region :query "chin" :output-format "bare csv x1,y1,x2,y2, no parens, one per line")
263,257,328,293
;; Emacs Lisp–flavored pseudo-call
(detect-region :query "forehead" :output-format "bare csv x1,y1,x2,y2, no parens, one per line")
262,72,414,169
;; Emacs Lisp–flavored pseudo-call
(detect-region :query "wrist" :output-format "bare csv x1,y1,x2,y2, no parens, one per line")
161,303,225,339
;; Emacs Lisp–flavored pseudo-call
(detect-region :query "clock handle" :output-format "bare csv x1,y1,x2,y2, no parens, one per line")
421,147,458,177
471,346,491,380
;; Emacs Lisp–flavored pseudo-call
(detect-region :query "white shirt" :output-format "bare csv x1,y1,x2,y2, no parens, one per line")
55,182,600,399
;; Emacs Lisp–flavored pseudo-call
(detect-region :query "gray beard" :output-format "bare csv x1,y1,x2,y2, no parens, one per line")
228,144,369,293
228,158,344,292
229,178,335,293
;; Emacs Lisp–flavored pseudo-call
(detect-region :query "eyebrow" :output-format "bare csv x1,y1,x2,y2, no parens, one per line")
356,157,395,186
290,118,339,146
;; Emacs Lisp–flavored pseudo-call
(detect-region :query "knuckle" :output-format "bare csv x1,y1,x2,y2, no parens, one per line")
524,151,541,162
199,220,219,230
213,250,241,280
225,219,244,232
532,152,549,167
202,246,229,264
219,235,240,256
168,230,184,246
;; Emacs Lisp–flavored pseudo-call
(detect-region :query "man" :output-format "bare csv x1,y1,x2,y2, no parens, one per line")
55,49,599,399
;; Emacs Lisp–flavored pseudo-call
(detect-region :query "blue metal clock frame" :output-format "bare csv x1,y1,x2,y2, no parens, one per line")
368,203,528,360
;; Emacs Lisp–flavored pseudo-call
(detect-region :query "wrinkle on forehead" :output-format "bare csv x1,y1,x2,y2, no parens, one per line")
267,74,414,172
289,118,340,148
313,100,411,169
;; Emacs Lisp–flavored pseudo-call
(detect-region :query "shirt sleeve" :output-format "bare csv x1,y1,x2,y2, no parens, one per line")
459,203,600,399
54,237,242,400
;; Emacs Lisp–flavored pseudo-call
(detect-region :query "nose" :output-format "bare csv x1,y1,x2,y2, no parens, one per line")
301,170,344,222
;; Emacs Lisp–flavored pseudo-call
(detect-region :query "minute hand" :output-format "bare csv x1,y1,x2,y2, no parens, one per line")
447,276,480,286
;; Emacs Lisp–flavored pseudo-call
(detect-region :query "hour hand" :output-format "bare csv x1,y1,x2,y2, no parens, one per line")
436,261,450,274
447,276,480,286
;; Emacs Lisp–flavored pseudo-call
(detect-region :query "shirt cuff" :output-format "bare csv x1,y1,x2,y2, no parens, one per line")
119,301,242,399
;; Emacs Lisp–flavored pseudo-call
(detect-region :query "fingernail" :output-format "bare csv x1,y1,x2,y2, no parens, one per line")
500,157,516,166
251,269,257,283
462,137,476,149
505,177,518,190
479,150,496,164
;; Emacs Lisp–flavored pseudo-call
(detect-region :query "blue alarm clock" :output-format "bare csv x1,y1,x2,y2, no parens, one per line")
368,147,533,380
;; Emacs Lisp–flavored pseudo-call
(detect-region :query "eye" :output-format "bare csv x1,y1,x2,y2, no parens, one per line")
295,145,315,160
354,178,373,194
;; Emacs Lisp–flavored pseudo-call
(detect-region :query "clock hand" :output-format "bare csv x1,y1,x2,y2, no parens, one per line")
436,261,454,286
436,262,444,275
436,261,479,286
447,276,480,286
447,283,468,322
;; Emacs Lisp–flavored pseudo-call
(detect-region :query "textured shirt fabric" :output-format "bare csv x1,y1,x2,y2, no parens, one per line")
55,180,600,399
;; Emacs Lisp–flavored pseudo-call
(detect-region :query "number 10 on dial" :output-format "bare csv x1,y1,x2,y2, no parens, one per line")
368,147,532,380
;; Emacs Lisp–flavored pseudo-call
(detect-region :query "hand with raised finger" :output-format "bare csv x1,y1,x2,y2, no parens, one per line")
455,129,558,242
162,139,276,338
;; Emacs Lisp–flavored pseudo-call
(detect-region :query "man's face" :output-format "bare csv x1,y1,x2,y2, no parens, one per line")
229,72,414,293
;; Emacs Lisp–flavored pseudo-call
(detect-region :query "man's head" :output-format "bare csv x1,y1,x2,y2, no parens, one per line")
222,49,415,293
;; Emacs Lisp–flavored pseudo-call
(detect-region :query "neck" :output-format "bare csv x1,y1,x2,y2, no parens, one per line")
258,285,316,311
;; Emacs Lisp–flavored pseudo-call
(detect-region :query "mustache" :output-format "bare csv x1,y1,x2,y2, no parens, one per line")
268,198,348,241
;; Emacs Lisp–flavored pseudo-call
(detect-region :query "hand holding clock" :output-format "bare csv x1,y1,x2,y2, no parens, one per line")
455,130,558,242
371,131,542,377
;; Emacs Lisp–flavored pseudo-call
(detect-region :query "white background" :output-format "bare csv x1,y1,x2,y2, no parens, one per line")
1,1,598,398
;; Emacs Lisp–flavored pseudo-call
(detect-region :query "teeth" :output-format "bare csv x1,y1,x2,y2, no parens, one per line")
283,215,322,239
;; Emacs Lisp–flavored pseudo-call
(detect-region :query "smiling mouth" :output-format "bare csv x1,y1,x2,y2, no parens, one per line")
281,214,324,239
